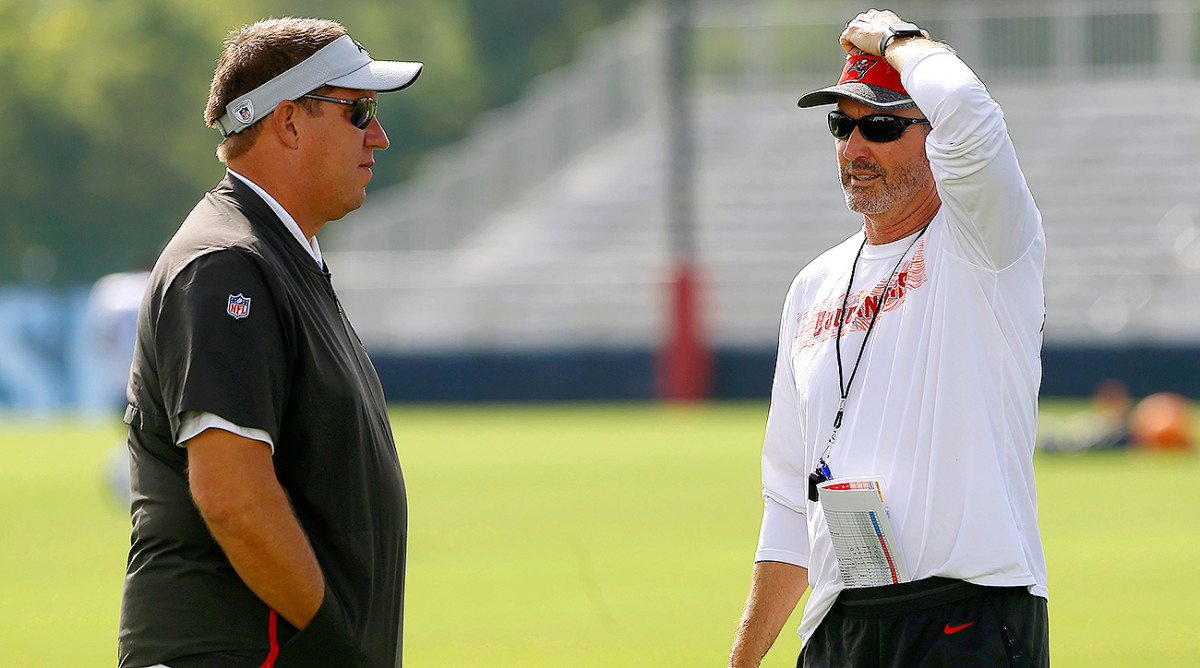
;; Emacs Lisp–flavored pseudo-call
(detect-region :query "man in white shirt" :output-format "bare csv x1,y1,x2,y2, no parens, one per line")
728,10,1049,668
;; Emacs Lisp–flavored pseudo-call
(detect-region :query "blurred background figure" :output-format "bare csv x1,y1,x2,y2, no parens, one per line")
86,270,150,411
1040,380,1194,453
85,268,150,507
1038,378,1132,453
1087,378,1134,450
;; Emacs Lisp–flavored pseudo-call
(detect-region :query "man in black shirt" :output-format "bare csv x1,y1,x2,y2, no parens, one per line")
119,18,422,668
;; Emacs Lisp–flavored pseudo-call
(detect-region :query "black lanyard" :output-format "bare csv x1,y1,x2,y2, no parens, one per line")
808,225,927,502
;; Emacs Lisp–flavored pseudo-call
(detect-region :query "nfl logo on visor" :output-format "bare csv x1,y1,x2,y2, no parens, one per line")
227,294,252,319
233,100,254,124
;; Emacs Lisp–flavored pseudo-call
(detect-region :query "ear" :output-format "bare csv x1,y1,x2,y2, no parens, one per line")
266,100,304,150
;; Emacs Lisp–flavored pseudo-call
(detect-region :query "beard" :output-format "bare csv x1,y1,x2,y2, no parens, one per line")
840,153,934,215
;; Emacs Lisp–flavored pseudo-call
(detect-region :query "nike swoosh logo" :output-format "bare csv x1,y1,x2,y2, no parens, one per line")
944,622,975,634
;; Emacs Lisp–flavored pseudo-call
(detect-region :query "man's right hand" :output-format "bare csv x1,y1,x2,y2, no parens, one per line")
840,9,912,56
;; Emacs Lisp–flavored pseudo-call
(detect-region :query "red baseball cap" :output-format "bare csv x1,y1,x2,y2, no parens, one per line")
797,54,914,110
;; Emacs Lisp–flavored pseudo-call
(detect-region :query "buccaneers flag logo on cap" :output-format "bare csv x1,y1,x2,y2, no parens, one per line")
837,54,908,96
844,56,876,81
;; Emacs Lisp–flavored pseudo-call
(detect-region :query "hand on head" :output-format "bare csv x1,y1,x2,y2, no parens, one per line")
840,9,924,56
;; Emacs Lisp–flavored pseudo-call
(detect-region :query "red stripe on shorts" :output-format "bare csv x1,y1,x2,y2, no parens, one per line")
257,609,280,668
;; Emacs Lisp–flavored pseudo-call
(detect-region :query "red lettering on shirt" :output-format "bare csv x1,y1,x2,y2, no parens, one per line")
795,245,927,350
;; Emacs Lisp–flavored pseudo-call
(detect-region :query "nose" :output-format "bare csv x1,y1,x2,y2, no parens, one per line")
366,116,389,150
839,127,870,161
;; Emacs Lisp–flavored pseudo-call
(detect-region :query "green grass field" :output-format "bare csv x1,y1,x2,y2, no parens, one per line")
1,401,1198,667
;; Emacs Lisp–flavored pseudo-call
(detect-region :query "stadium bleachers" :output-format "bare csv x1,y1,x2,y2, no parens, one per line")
326,2,1200,355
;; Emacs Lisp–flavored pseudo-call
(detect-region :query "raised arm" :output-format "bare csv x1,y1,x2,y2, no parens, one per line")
841,9,1043,270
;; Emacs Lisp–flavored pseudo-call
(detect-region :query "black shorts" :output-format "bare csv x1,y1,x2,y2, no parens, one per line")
799,577,1049,668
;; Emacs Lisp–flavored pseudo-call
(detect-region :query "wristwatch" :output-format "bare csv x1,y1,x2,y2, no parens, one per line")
879,22,925,56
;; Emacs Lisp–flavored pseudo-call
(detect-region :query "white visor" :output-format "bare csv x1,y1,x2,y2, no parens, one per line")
214,34,423,136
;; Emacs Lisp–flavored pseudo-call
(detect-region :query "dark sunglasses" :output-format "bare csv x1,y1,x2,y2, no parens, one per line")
828,110,929,142
301,93,378,129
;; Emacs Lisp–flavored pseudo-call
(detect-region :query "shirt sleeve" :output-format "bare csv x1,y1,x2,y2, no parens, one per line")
177,411,275,451
755,496,810,565
902,49,1042,271
154,248,292,445
755,280,812,567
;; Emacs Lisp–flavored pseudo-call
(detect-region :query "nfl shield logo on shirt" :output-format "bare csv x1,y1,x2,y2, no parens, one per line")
227,294,251,319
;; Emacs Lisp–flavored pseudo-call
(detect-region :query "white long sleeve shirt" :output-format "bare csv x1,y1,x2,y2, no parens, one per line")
756,49,1048,644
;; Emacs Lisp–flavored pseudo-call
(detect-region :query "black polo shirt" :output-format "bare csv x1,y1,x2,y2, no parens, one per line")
119,176,406,668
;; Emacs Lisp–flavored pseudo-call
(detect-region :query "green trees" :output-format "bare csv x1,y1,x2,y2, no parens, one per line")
0,0,635,285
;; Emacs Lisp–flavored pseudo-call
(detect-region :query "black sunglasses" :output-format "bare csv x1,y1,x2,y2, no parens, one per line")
828,110,929,142
301,93,378,129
